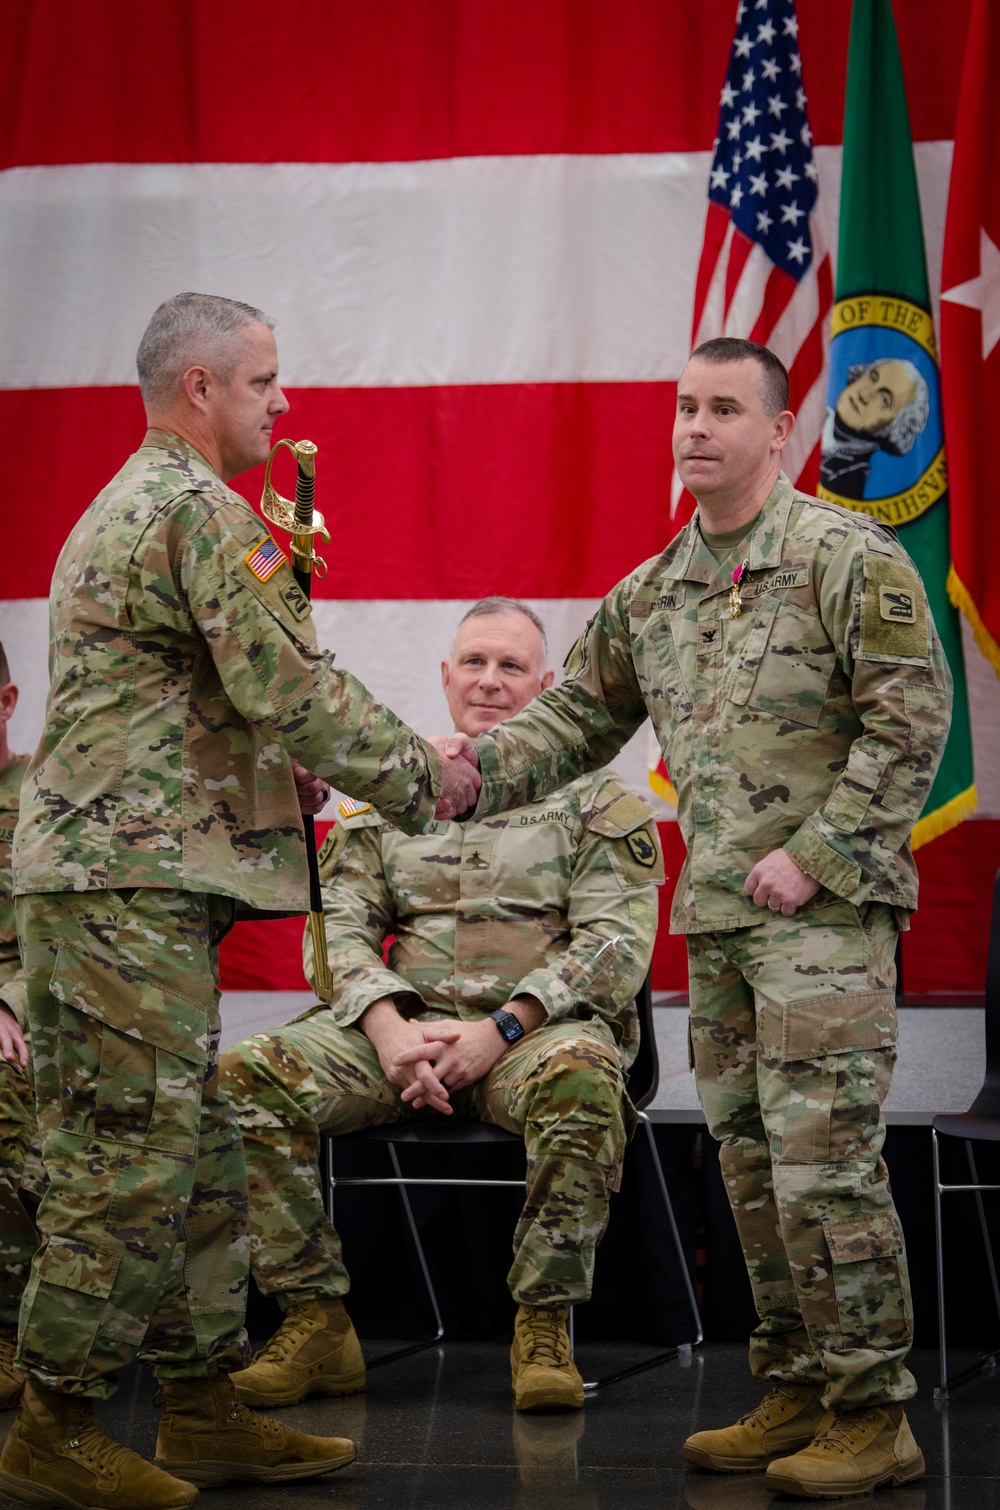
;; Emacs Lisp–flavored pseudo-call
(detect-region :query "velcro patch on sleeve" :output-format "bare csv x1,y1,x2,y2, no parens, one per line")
585,784,654,839
859,554,929,663
244,536,287,582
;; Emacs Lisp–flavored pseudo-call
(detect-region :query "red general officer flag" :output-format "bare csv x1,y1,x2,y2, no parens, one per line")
941,0,1000,676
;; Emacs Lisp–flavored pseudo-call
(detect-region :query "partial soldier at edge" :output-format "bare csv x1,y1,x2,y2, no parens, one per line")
0,643,35,1412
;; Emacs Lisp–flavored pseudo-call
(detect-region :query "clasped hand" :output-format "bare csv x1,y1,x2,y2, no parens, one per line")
429,734,481,820
364,1000,505,1115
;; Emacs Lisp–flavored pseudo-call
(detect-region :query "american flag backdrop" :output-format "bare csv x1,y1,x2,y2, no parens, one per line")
681,0,832,515
0,0,997,994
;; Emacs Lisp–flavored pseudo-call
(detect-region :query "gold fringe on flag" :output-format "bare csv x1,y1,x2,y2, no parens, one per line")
911,781,978,851
947,565,1000,678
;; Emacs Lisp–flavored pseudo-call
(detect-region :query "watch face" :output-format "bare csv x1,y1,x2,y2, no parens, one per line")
493,1010,524,1043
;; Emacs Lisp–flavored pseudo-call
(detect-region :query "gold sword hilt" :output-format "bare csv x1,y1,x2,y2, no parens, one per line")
260,438,330,578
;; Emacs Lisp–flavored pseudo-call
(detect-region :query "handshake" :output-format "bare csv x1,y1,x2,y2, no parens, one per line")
429,733,482,820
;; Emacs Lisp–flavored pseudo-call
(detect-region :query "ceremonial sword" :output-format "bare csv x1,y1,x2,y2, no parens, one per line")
260,438,333,997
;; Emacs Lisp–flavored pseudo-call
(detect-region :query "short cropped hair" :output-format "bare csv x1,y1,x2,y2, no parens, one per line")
458,597,548,657
690,337,790,417
136,292,275,410
0,641,8,688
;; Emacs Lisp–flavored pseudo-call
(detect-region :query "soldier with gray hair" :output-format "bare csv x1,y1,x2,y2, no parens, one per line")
2,292,479,1509
220,597,662,1415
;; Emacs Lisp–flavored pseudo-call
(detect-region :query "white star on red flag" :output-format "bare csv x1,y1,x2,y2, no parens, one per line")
942,227,1000,361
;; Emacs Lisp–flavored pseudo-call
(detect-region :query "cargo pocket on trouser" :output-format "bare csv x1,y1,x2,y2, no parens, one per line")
823,1210,913,1350
22,944,210,1390
759,987,897,1166
17,1231,128,1393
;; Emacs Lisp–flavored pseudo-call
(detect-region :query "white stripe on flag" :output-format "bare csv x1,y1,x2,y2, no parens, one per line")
0,146,953,391
0,155,713,391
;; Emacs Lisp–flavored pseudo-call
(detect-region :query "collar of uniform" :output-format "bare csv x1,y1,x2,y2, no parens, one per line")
141,428,220,488
664,514,714,584
742,472,796,572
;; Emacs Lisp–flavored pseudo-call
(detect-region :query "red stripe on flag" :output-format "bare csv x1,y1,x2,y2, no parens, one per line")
0,2,969,170
786,317,825,414
748,266,797,346
690,203,732,340
723,228,756,323
3,383,681,601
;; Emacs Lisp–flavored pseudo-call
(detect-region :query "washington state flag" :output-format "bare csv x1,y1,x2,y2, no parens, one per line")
817,0,976,846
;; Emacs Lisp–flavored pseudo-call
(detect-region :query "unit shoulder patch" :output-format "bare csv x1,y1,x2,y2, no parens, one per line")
612,823,665,886
280,580,311,621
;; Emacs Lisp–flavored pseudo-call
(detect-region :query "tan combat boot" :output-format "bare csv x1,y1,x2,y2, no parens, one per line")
764,1403,925,1498
229,1297,365,1407
154,1373,355,1487
0,1326,25,1409
682,1383,827,1473
510,1305,585,1412
0,1378,197,1509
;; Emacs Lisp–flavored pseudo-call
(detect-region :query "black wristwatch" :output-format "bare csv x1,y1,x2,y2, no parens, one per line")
489,1008,525,1046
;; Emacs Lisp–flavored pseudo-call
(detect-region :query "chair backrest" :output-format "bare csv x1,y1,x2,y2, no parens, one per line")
969,868,1000,1117
626,972,659,1113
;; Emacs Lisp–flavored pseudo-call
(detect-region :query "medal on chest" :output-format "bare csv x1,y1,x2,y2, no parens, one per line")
729,559,749,619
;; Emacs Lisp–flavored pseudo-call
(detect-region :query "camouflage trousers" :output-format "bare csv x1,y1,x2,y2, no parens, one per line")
14,889,248,1398
688,900,914,1410
0,1052,38,1327
220,1014,628,1311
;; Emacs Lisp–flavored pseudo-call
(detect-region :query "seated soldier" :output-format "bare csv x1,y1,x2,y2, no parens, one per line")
220,597,663,1413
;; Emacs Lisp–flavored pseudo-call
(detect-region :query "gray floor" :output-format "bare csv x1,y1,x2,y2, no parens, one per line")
2,1342,996,1508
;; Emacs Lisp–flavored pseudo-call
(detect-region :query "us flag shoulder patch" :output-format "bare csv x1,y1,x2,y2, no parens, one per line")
339,798,371,818
245,536,287,582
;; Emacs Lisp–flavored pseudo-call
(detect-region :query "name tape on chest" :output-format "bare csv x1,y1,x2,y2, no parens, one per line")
514,809,572,828
631,590,686,618
245,536,287,583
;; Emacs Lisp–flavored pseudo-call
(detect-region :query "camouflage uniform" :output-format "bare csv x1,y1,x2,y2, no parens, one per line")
13,430,445,1398
0,752,36,1329
221,770,661,1310
471,474,952,1407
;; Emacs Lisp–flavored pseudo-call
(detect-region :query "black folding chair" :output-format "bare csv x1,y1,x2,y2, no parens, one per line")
931,867,1000,1398
324,975,703,1393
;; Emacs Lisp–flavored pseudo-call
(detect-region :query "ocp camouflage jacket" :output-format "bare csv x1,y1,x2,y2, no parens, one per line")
14,432,442,910
0,752,29,1024
304,771,663,1067
474,474,953,932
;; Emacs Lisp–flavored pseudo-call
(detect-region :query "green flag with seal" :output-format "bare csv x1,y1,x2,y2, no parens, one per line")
818,0,976,846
